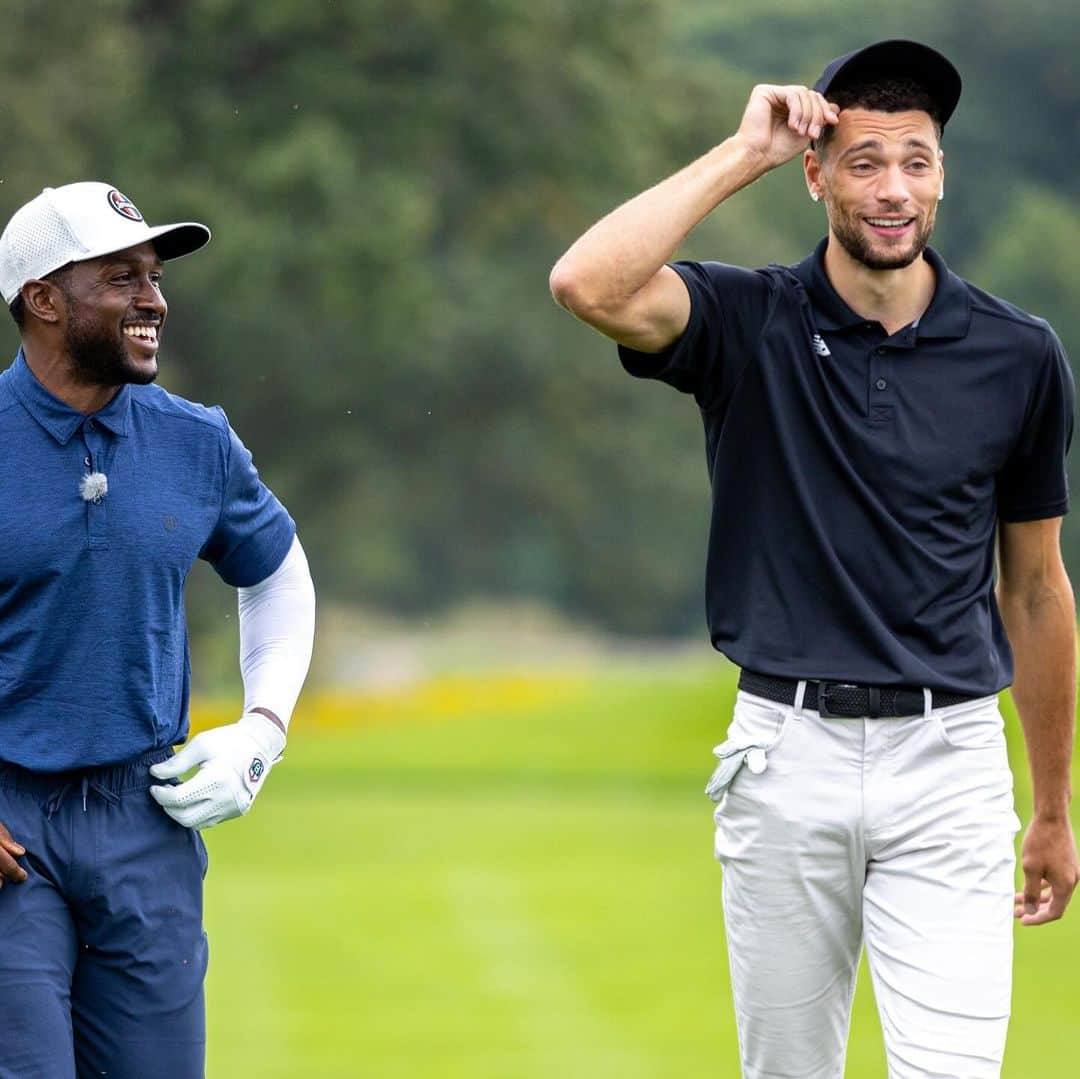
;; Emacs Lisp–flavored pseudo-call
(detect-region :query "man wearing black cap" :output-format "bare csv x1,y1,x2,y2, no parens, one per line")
550,40,1076,1077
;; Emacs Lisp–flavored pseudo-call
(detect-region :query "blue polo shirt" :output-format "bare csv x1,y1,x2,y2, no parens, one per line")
0,351,295,771
620,240,1074,695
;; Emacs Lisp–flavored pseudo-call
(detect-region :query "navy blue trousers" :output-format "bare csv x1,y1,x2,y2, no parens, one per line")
0,748,208,1079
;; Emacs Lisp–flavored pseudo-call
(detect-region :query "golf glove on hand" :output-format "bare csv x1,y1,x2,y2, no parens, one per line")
149,713,286,830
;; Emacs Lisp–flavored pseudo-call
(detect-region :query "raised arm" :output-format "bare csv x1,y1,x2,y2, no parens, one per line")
997,516,1079,925
548,85,838,353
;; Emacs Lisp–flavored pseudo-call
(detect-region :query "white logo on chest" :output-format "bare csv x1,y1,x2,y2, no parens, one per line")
811,334,831,357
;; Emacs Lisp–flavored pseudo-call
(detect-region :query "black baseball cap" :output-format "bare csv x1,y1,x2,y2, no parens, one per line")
813,40,962,129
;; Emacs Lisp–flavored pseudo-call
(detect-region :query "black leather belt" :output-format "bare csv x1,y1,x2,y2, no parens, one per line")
738,670,975,719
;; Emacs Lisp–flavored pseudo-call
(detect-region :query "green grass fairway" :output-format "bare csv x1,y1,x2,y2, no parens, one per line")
202,669,1080,1077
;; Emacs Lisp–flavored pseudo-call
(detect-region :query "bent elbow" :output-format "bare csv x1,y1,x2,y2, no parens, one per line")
549,259,598,317
548,260,576,310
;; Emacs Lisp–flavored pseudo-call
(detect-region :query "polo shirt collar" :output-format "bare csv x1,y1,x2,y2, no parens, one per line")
791,237,971,340
10,349,131,445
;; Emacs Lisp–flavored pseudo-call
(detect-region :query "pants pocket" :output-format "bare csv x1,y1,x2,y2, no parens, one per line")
932,697,1005,750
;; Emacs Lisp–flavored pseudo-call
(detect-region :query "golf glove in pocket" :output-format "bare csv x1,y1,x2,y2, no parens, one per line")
704,741,770,803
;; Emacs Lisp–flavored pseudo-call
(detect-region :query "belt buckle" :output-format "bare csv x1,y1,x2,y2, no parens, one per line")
818,682,861,719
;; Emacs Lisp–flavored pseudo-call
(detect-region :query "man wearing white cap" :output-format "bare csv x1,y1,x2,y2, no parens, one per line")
0,182,316,1078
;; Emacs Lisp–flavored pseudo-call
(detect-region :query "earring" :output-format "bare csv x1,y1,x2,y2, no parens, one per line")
810,191,820,203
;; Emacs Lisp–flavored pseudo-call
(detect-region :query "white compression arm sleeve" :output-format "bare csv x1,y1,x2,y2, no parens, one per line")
237,534,316,732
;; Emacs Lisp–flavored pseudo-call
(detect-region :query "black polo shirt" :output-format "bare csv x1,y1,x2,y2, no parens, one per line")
619,239,1074,695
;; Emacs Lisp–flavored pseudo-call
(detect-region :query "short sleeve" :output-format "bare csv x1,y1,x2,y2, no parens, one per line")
997,329,1075,522
200,414,296,586
617,260,774,411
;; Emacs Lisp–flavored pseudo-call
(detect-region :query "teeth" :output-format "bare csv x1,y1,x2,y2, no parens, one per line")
866,218,912,227
124,325,158,341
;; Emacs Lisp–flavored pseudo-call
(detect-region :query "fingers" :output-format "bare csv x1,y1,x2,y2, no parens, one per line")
151,786,241,831
1014,884,1052,905
0,851,28,884
1014,876,1078,926
150,781,218,830
0,820,24,854
0,827,28,885
149,736,211,780
784,88,805,137
150,770,217,809
1021,866,1044,916
154,797,213,830
1014,881,1051,918
782,87,839,141
150,759,248,831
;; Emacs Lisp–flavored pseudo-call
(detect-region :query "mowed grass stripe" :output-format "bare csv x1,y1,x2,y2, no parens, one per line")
448,867,651,1079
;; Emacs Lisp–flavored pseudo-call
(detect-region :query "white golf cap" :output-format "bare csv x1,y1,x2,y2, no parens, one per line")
0,181,211,305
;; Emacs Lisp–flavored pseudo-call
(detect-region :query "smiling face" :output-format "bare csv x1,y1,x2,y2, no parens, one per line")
55,241,168,387
807,108,944,271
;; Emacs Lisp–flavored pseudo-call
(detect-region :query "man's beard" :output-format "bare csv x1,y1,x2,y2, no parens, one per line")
827,199,936,271
65,309,157,387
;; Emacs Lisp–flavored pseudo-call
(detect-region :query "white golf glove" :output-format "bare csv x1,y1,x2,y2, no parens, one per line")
149,713,286,830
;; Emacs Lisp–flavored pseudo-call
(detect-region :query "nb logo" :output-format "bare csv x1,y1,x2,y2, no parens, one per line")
811,334,831,357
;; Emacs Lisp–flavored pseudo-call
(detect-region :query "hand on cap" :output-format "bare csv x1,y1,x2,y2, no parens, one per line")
735,85,840,171
149,713,286,830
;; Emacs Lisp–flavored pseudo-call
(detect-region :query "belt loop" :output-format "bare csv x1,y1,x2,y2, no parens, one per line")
923,687,933,720
793,679,807,718
868,687,880,719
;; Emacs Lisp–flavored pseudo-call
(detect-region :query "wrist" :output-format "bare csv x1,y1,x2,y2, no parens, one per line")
1032,795,1073,823
721,133,780,180
249,706,286,737
239,711,287,760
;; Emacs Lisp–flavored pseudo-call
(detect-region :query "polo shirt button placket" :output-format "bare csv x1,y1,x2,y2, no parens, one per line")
83,419,108,551
868,343,893,422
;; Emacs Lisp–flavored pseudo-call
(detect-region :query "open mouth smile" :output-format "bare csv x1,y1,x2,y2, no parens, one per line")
864,217,915,236
123,322,160,349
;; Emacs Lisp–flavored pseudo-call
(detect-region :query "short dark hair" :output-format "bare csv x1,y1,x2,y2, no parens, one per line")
814,77,943,156
8,263,75,330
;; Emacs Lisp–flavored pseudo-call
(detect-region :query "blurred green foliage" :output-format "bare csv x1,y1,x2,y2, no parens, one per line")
0,1,1076,638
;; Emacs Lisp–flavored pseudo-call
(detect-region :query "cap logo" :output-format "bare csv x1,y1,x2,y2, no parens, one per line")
107,189,143,222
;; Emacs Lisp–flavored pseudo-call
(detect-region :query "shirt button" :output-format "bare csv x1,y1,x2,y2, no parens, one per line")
876,378,888,390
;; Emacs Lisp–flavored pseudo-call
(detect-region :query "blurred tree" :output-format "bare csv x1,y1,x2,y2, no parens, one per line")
0,0,1074,647
966,187,1080,560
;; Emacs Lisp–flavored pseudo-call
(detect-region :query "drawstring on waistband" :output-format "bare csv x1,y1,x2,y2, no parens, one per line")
45,777,121,819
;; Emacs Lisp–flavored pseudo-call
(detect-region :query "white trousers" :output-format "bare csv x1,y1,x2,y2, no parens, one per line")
709,690,1021,1079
